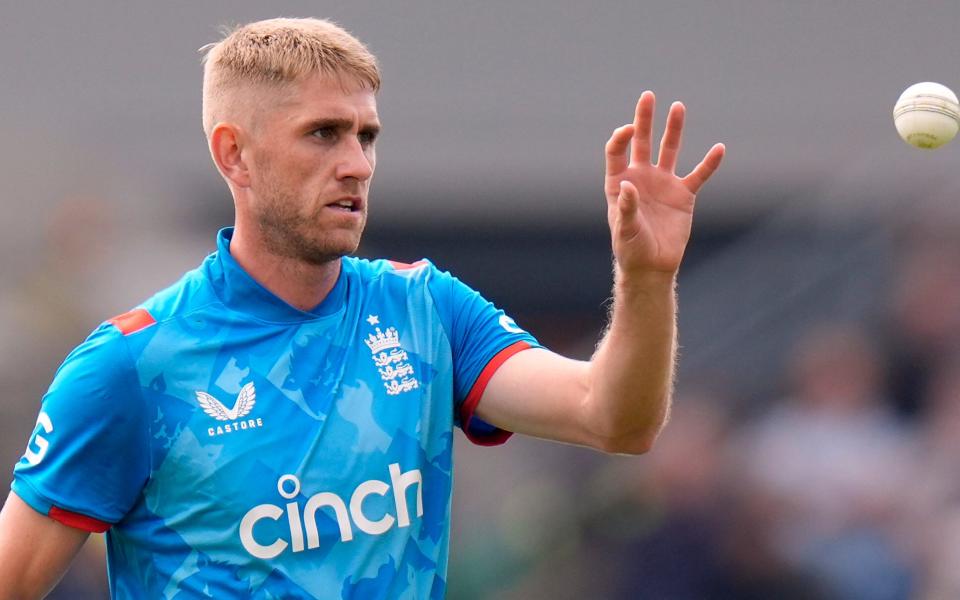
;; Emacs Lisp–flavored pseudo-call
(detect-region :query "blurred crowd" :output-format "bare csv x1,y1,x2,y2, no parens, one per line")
3,200,960,599
448,218,960,600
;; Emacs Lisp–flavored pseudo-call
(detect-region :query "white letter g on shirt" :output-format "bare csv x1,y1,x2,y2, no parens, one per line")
24,412,53,466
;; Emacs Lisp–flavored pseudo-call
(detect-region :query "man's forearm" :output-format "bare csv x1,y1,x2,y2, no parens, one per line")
0,492,89,600
584,267,677,453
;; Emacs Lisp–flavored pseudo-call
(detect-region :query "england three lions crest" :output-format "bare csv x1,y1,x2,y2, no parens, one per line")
365,317,420,395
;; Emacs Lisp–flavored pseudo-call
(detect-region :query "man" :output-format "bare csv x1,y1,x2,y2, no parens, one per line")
0,17,724,599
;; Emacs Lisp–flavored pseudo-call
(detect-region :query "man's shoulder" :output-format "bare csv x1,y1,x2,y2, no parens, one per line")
346,256,434,280
103,260,216,338
345,257,447,307
345,256,485,306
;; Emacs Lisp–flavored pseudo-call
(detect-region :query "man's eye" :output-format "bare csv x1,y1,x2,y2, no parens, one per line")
359,131,378,145
312,127,336,140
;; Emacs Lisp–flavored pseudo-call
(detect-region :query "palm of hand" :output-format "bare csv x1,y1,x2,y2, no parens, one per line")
604,92,724,275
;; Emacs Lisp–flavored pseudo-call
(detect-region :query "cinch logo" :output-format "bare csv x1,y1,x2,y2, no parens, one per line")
196,382,265,437
239,464,423,560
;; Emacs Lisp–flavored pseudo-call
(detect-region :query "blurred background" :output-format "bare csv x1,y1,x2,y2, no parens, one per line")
3,1,960,598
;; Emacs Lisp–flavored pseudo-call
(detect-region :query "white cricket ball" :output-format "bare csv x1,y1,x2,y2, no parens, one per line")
893,82,960,149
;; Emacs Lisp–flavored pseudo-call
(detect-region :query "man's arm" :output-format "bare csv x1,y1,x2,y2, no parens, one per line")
476,91,724,454
0,491,89,599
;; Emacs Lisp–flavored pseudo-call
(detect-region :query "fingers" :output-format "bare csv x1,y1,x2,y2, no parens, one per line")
618,180,638,216
613,93,724,194
630,91,655,165
613,180,643,245
682,143,726,194
605,124,635,177
657,102,685,173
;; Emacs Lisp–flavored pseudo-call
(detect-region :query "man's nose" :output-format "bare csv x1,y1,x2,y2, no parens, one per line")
335,139,374,181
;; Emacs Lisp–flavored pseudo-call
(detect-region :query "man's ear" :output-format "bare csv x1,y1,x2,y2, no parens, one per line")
209,123,251,189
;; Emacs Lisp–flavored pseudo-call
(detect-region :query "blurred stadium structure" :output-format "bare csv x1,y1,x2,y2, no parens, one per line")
4,2,960,598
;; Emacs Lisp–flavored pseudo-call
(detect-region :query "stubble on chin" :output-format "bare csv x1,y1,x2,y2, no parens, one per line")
252,157,366,265
256,208,363,266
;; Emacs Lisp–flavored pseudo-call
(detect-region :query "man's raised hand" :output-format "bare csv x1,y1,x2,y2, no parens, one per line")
604,91,725,275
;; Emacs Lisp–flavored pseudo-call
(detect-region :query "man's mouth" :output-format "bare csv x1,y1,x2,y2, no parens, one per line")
327,197,362,212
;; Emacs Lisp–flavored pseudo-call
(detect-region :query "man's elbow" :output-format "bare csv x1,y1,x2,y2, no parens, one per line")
595,429,659,455
584,394,669,455
588,413,665,454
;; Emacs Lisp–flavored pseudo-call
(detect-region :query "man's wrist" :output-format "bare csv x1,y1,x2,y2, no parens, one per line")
614,266,678,294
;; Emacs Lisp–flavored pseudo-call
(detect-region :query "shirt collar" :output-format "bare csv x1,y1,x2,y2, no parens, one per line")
204,227,348,323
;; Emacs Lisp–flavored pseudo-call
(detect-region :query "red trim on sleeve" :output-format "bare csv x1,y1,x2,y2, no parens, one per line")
107,308,156,336
388,260,428,271
48,506,111,533
460,341,532,446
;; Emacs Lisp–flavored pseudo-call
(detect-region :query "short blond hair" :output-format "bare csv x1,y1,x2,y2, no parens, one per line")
200,17,380,137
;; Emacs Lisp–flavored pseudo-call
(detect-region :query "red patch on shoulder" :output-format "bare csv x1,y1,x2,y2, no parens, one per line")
107,308,156,336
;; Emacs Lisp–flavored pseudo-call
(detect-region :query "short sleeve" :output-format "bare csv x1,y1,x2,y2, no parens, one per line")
426,264,540,445
11,322,150,531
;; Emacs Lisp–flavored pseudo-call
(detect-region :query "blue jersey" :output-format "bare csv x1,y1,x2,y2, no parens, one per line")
12,228,538,598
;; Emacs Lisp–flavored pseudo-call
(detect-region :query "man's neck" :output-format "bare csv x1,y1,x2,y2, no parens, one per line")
228,226,341,313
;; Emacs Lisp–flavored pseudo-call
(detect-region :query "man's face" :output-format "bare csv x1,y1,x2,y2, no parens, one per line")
244,75,380,265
